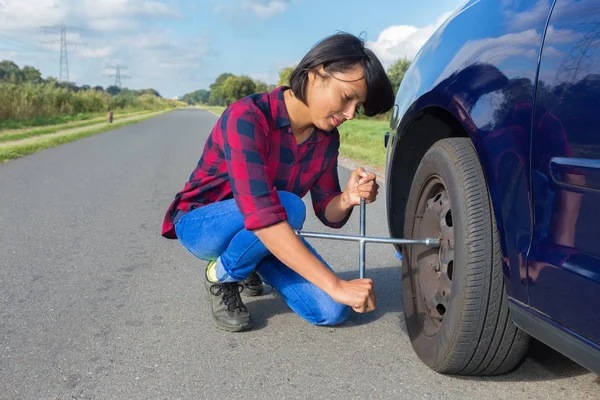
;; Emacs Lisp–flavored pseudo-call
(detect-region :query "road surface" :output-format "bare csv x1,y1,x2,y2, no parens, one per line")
1,109,598,399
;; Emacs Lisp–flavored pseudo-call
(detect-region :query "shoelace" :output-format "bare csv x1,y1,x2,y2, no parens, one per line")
210,283,245,312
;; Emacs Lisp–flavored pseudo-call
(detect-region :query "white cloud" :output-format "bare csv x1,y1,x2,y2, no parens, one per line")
78,46,113,58
242,0,287,18
543,25,583,45
0,0,209,97
503,0,550,31
0,0,68,30
435,29,542,85
78,0,180,18
541,46,562,58
215,0,288,19
0,50,19,60
366,12,453,68
87,18,140,32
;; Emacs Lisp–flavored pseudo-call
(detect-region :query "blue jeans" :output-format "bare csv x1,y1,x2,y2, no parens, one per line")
174,191,350,326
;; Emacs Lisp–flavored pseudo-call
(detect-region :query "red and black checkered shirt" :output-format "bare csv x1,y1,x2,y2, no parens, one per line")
161,86,352,239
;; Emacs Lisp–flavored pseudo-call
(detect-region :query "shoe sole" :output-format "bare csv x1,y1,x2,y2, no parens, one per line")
215,320,252,332
212,316,253,332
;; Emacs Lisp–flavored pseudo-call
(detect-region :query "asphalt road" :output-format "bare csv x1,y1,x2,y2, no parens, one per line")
1,108,598,399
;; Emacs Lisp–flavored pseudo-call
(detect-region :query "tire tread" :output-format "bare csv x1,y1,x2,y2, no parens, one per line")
404,138,530,376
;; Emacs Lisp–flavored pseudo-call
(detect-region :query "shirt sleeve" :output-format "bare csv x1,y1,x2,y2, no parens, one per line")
221,104,288,230
310,151,353,229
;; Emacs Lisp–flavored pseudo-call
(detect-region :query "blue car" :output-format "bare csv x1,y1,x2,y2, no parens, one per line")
384,0,600,376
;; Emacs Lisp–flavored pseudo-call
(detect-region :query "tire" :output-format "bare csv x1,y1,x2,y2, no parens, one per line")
402,137,531,376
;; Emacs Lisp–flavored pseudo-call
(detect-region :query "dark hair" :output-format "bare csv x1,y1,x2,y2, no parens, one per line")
288,32,395,117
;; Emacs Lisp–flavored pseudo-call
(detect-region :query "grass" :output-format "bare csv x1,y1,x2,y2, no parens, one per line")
0,112,106,130
0,110,153,143
0,110,171,162
0,81,186,123
197,104,390,169
0,109,154,131
197,105,227,115
338,119,390,169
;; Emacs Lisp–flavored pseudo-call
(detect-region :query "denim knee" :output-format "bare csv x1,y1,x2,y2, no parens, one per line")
312,303,350,326
278,191,306,230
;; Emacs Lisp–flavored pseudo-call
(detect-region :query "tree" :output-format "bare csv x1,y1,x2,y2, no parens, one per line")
181,89,210,104
387,57,411,95
195,89,210,103
0,60,23,83
253,79,269,93
93,85,104,92
21,65,42,83
222,75,256,105
208,72,234,105
278,66,294,86
106,85,121,96
138,88,161,97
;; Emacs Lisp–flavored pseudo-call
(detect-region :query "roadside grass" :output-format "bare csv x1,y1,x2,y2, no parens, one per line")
0,110,170,163
338,119,389,169
0,108,155,131
0,112,106,130
197,105,226,115
197,104,390,169
0,110,153,143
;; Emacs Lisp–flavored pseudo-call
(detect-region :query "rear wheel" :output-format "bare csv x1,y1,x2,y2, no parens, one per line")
402,137,530,376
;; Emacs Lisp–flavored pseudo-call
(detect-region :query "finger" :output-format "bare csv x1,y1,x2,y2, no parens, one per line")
358,173,376,185
358,190,377,200
367,296,376,311
357,181,376,191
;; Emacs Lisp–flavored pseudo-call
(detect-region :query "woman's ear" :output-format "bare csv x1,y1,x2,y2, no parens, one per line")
308,65,326,87
307,69,317,86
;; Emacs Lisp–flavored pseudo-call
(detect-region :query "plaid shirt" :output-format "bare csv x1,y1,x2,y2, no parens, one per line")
161,86,352,239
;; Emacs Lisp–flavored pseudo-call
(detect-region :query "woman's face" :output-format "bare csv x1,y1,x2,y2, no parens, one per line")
305,64,367,131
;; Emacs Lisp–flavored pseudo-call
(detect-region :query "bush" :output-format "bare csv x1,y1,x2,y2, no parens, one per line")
0,81,184,124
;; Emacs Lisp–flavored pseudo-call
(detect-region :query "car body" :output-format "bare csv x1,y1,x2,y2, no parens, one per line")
384,0,600,375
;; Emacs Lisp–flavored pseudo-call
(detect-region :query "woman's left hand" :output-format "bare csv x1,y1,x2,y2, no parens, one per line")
342,167,379,208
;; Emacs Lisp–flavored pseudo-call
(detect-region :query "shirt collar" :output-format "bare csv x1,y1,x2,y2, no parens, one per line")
270,85,291,129
269,86,331,141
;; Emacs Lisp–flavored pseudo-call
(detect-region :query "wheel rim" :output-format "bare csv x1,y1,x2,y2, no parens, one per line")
411,176,455,336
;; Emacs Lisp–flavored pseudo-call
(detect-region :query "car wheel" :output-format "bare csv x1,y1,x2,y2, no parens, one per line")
402,137,530,376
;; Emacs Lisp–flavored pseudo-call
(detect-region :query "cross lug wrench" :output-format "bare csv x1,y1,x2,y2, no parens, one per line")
295,198,441,278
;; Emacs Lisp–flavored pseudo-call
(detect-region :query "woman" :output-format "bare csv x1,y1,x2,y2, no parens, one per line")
162,32,395,332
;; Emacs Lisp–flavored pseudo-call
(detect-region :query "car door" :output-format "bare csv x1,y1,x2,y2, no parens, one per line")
528,0,600,344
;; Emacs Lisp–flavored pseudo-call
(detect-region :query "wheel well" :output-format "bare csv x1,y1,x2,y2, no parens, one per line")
388,107,468,240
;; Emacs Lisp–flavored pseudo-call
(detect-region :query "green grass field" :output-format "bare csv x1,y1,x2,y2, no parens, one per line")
338,119,389,169
0,110,153,143
0,110,171,162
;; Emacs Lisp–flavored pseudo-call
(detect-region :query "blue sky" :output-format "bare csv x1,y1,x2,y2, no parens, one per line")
0,0,464,98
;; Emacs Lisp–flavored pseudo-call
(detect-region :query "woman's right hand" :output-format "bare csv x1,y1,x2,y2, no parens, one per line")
329,278,376,313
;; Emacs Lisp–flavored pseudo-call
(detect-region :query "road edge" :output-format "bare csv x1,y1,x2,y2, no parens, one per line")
0,109,175,163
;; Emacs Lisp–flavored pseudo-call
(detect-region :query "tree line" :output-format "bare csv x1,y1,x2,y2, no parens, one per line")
182,57,412,110
0,60,161,97
0,60,183,123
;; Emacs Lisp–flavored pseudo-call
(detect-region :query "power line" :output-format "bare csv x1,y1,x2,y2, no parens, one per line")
105,64,131,88
41,24,86,82
0,32,46,52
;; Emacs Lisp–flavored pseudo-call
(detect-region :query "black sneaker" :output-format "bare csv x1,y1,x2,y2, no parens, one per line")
204,274,252,332
241,270,264,297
